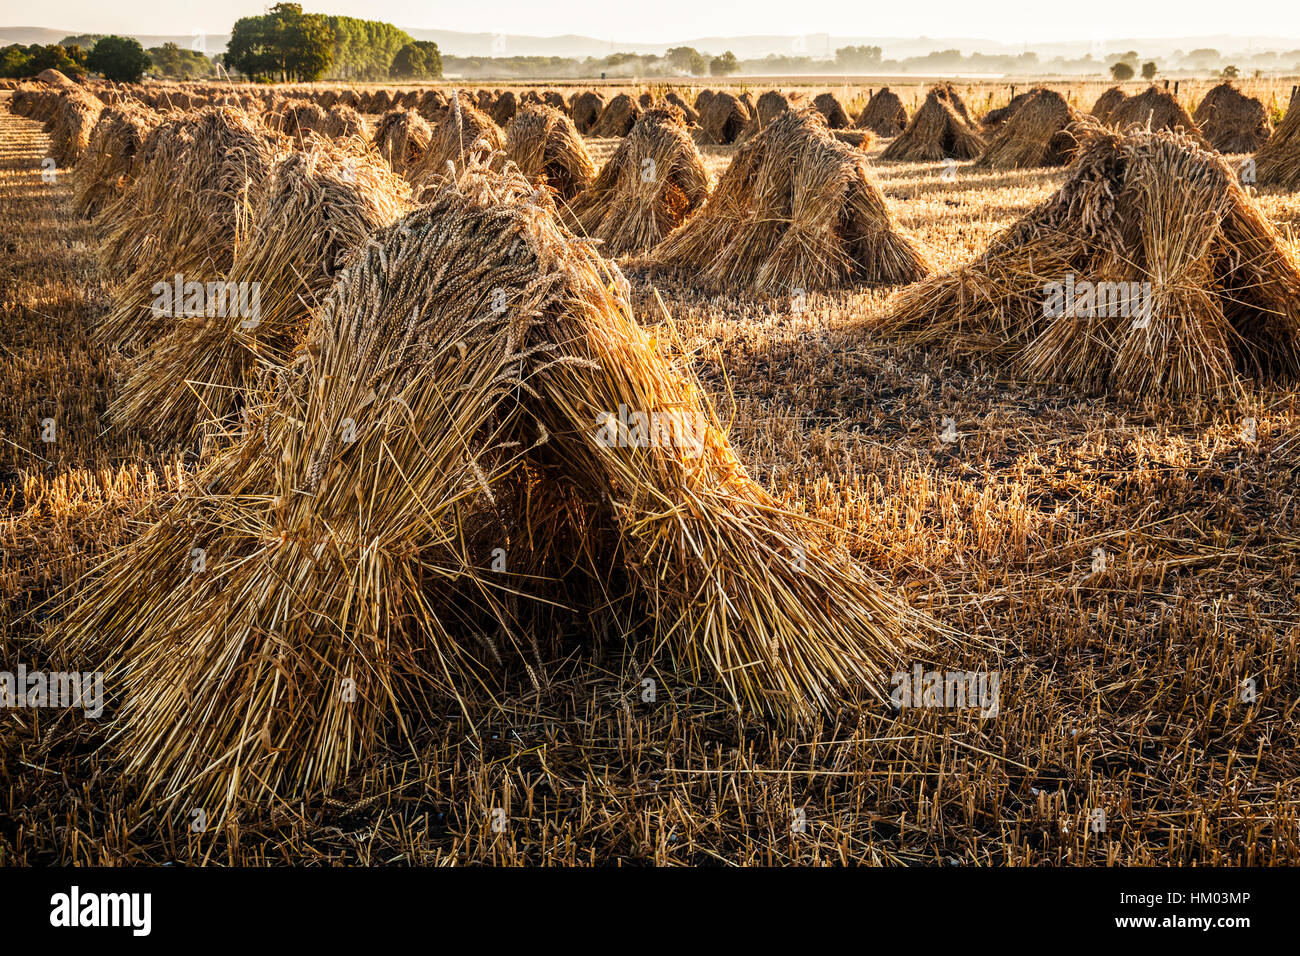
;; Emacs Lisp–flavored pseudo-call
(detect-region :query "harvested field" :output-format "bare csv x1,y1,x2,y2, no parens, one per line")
5,73,1300,873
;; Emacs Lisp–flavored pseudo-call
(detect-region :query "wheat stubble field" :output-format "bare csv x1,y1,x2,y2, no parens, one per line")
3,77,1300,866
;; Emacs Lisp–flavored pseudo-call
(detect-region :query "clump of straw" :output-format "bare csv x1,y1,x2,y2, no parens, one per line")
566,107,709,256
109,133,412,443
54,160,928,812
504,103,596,201
71,103,159,219
570,91,605,134
410,98,505,193
881,85,985,161
1256,92,1300,189
655,108,930,291
880,121,1300,399
371,107,432,178
856,88,907,136
975,88,1080,169
592,93,641,137
48,86,104,166
1193,82,1272,154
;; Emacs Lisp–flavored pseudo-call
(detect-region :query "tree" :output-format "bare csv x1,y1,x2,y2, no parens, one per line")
709,50,739,77
390,40,442,78
665,46,707,76
226,4,335,82
1109,61,1135,81
148,42,215,78
1141,61,1158,80
1222,64,1240,78
835,45,883,70
86,36,150,82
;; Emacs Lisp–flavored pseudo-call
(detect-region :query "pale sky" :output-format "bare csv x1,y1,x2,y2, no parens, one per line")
5,0,1300,44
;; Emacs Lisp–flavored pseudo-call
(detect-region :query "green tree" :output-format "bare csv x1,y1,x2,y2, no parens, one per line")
148,42,215,79
1109,61,1135,81
1141,61,1158,80
1222,64,1240,78
665,46,707,76
226,4,335,82
390,40,442,78
835,45,883,70
709,50,739,76
87,36,150,82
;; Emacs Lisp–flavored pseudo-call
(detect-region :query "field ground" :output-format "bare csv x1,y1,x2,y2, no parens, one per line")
3,92,1300,864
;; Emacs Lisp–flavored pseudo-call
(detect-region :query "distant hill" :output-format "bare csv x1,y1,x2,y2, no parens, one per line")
4,24,1300,63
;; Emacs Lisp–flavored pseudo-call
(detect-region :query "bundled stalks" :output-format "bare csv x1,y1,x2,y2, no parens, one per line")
1194,82,1272,153
975,88,1079,169
655,108,929,291
110,134,411,443
1256,92,1300,189
371,108,433,178
697,91,750,145
48,86,104,166
570,91,606,134
567,108,710,256
95,107,287,353
54,161,927,812
71,103,159,219
881,85,985,161
504,104,596,201
880,122,1300,399
410,99,505,191
592,93,641,137
856,88,907,136
813,92,851,129
1106,86,1200,137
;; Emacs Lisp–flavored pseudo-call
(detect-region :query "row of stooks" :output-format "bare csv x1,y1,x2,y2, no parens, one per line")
12,72,1300,178
8,78,1300,814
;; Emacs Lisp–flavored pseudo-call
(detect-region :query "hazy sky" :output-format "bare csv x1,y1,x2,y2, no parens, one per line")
8,0,1300,43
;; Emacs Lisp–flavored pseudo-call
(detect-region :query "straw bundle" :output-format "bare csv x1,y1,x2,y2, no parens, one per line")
372,108,433,178
695,89,716,113
567,108,710,256
744,90,795,138
55,161,925,810
1194,82,1272,153
504,104,596,201
856,88,907,136
324,104,367,140
571,91,606,134
48,87,104,166
881,85,985,161
981,89,1035,131
1256,94,1300,189
1106,86,1199,137
698,90,750,145
655,108,929,291
663,91,698,124
1091,87,1129,122
489,90,518,126
542,90,568,112
96,108,287,353
418,89,448,121
110,134,411,442
975,88,1079,169
270,99,330,138
813,92,851,129
410,99,505,191
370,89,394,114
592,93,641,137
37,68,76,87
880,122,1300,399
71,103,160,219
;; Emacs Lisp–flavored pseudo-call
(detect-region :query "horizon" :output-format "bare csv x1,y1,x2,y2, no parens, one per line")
4,0,1300,46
